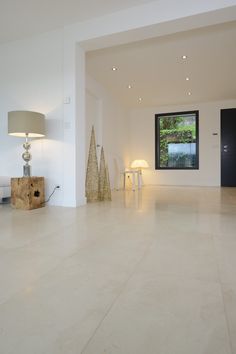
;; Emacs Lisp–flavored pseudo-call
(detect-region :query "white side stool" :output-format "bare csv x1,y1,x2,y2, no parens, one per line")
124,170,142,191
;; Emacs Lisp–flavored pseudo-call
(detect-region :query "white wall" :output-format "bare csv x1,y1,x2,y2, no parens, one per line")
86,90,102,156
0,29,64,205
129,99,236,187
86,75,130,189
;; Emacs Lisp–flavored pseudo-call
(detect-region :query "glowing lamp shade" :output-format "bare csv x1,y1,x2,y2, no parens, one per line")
8,111,45,177
131,159,149,169
8,111,45,137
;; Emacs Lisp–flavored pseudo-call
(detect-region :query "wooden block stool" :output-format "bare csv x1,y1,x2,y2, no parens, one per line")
11,177,45,210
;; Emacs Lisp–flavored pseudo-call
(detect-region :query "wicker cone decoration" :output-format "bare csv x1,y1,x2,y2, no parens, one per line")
99,147,112,201
105,164,112,201
86,126,99,202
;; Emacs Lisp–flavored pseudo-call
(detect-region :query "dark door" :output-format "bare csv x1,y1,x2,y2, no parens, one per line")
221,108,236,186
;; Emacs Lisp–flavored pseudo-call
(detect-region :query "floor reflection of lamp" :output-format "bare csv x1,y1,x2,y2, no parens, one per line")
8,111,45,177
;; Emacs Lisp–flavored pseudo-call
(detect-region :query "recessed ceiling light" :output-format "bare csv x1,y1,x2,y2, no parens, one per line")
138,97,142,102
186,77,190,81
182,55,187,60
128,84,132,89
188,92,191,96
112,67,117,71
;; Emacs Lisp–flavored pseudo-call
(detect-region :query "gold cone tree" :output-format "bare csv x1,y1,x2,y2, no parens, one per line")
98,147,106,201
99,147,112,201
105,164,112,201
86,126,99,202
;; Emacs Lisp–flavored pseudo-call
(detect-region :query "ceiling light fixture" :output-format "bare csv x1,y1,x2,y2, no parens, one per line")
188,92,191,96
112,67,117,71
182,55,187,60
138,97,142,102
128,84,132,89
186,77,190,81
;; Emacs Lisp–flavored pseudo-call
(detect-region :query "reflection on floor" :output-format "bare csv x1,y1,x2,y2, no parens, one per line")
0,186,236,354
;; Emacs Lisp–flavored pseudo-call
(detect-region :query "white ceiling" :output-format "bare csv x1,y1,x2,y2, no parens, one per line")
0,0,155,43
86,21,236,108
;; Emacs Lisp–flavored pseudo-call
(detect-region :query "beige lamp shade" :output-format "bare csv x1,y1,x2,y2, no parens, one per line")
8,111,45,137
131,159,149,169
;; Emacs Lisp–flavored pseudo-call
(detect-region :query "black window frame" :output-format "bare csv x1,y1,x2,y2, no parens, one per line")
155,110,199,170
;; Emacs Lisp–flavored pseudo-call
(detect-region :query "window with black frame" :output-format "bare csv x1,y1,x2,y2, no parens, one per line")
155,111,199,169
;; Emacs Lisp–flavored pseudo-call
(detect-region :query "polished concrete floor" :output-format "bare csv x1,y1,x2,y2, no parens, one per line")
0,186,236,354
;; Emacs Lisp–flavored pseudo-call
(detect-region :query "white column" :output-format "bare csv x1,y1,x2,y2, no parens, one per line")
63,35,86,207
75,44,86,206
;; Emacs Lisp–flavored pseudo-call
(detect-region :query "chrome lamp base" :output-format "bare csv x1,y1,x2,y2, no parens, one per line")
22,134,32,177
23,164,31,177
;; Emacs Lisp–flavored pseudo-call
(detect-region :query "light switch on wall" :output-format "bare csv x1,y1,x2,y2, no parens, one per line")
64,97,71,104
